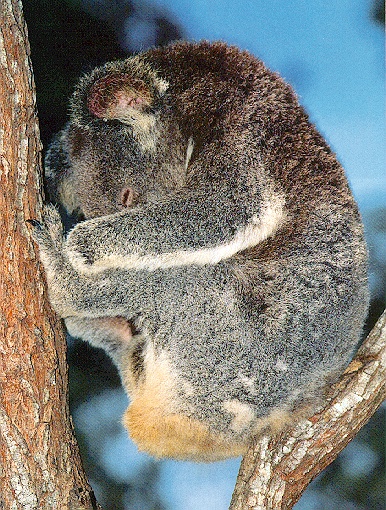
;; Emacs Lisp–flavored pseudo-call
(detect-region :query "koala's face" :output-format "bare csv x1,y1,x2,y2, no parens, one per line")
48,57,186,220
64,120,154,219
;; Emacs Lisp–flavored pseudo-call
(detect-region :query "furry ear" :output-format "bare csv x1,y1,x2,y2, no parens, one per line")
87,73,153,121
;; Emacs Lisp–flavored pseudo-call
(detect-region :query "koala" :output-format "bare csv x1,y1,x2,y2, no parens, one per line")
31,41,369,462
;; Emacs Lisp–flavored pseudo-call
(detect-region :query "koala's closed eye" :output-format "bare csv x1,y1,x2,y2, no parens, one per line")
38,41,369,462
120,187,139,208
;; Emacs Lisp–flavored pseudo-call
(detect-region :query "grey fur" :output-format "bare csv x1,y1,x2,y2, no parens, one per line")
32,41,369,461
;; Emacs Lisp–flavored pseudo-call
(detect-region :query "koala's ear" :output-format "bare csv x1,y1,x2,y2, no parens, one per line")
87,73,154,122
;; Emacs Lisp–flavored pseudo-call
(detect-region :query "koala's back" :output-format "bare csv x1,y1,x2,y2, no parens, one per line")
144,41,353,208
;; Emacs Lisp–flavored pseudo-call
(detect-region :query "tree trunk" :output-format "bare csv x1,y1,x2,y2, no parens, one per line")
229,310,386,510
0,1,101,508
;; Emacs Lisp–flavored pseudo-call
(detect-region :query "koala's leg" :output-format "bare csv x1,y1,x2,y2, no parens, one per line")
65,316,133,360
31,206,250,460
65,316,146,394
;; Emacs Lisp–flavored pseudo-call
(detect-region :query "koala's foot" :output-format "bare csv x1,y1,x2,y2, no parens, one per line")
65,315,135,368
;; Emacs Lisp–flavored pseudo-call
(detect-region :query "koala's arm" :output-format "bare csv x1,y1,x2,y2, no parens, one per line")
65,181,285,273
29,206,154,320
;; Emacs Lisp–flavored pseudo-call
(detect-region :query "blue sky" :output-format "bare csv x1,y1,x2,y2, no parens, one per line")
138,0,385,211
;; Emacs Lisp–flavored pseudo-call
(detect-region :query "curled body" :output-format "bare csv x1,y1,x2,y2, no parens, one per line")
33,41,369,461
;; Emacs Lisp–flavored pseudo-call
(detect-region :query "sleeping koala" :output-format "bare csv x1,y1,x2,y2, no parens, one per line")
31,41,369,462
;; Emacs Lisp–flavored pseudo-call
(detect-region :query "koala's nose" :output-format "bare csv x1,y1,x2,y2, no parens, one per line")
120,187,139,208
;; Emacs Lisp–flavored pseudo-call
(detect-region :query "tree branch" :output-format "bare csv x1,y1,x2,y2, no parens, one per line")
230,309,386,510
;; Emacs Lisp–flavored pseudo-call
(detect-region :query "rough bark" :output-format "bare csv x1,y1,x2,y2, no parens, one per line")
0,1,101,508
230,310,386,510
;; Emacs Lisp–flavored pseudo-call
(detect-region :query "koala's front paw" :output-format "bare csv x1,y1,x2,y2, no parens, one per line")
65,219,103,273
28,205,75,317
64,210,142,273
28,204,64,265
65,213,134,273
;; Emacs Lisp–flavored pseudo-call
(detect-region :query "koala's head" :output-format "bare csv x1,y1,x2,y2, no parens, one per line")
45,56,188,220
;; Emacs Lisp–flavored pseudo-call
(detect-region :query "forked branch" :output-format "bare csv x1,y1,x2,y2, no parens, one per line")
230,310,386,510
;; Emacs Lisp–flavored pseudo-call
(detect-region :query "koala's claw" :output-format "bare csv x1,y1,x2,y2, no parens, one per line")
27,218,43,230
27,218,48,248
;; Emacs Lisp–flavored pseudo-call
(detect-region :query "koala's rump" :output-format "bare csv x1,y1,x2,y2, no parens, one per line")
123,222,368,458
